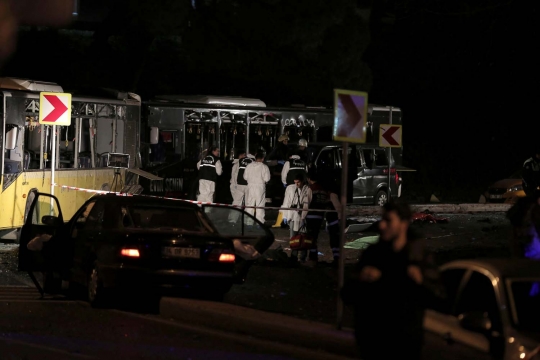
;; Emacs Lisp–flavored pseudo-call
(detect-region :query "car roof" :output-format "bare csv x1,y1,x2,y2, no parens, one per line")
91,194,200,209
443,258,540,278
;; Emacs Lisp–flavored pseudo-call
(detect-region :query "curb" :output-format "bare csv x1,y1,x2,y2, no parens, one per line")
347,203,512,216
160,297,357,358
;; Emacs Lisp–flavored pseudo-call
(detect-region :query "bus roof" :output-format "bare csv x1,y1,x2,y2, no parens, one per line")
154,95,266,107
0,77,64,92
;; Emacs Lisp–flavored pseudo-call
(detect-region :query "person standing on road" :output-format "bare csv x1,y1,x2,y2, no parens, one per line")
341,201,445,360
243,152,271,224
304,172,328,267
297,138,308,162
325,183,342,267
196,146,222,202
229,150,250,222
280,174,312,263
522,149,540,197
281,151,307,187
267,134,289,164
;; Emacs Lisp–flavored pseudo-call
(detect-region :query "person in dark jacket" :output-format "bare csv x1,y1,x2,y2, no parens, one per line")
281,150,308,187
507,193,540,259
341,201,445,360
267,135,289,163
522,149,540,196
196,146,222,202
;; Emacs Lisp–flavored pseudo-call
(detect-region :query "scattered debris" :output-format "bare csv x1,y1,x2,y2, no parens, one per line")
412,212,449,223
344,236,379,250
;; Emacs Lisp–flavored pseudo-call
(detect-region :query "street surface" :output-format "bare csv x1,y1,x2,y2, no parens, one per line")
0,211,511,359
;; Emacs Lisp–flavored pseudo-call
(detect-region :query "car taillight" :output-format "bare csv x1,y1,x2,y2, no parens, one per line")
121,248,140,257
395,172,399,184
219,254,235,262
208,249,235,262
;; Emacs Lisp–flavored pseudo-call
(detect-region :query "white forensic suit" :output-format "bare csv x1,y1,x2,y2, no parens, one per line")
229,154,255,222
280,184,312,233
243,160,271,224
196,154,223,203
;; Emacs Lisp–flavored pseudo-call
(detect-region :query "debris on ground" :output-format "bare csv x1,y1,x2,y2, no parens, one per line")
412,212,449,223
344,235,379,250
260,246,289,263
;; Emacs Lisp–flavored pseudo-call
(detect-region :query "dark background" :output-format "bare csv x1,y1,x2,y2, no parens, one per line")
1,0,538,202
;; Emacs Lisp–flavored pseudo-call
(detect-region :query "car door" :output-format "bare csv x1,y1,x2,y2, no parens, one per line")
353,147,370,203
355,148,376,203
424,268,498,360
69,199,106,285
18,193,68,295
201,205,274,282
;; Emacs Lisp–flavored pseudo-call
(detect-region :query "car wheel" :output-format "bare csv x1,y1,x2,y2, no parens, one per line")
375,190,388,206
87,261,109,308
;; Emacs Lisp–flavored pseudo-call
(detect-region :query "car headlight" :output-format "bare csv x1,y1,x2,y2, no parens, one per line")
508,185,523,192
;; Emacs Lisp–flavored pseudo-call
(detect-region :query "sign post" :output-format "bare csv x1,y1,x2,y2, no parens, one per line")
39,92,72,200
333,89,368,330
379,113,402,203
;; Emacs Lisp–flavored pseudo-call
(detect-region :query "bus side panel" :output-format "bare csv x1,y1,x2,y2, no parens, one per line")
0,169,116,230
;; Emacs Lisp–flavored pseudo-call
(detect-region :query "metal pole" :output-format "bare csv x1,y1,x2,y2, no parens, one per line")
51,125,56,200
337,141,349,330
388,107,393,201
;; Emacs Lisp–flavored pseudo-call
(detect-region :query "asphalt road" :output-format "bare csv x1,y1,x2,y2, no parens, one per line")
0,211,511,359
0,295,310,360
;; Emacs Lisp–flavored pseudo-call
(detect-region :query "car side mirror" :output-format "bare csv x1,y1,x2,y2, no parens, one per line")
458,311,492,333
42,215,60,227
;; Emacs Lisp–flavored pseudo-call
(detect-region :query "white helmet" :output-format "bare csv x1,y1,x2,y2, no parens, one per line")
298,138,308,147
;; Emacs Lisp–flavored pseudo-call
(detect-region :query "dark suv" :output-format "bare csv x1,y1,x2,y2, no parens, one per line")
306,143,402,205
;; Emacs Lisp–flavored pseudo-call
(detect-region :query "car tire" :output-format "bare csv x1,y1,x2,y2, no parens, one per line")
87,261,110,308
375,190,388,206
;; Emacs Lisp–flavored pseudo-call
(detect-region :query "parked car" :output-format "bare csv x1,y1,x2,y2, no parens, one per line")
18,192,274,306
425,258,540,360
307,143,402,205
484,170,525,203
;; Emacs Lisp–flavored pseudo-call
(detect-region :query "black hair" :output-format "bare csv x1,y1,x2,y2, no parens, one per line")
237,149,246,157
287,149,297,158
255,152,265,160
383,200,412,222
307,170,317,182
208,145,219,153
294,173,305,182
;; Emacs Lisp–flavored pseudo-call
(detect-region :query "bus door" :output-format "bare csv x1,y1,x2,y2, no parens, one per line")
248,112,280,157
219,110,246,161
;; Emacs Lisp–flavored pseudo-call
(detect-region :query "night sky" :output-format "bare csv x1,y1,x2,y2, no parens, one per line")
1,0,538,202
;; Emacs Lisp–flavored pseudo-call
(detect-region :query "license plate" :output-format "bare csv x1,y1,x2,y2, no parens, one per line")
162,247,200,259
490,194,503,199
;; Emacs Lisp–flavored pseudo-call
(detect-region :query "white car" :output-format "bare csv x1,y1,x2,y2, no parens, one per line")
425,259,540,360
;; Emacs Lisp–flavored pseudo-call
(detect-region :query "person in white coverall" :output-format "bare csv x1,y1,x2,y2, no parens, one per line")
230,150,256,222
280,173,312,263
196,146,222,202
243,152,271,224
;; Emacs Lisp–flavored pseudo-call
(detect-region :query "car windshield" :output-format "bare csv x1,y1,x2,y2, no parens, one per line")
122,205,214,233
509,279,540,332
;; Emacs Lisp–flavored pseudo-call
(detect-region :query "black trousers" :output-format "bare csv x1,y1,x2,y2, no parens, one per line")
306,217,323,261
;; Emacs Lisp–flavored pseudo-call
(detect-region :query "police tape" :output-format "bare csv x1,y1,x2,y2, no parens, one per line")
53,184,338,213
